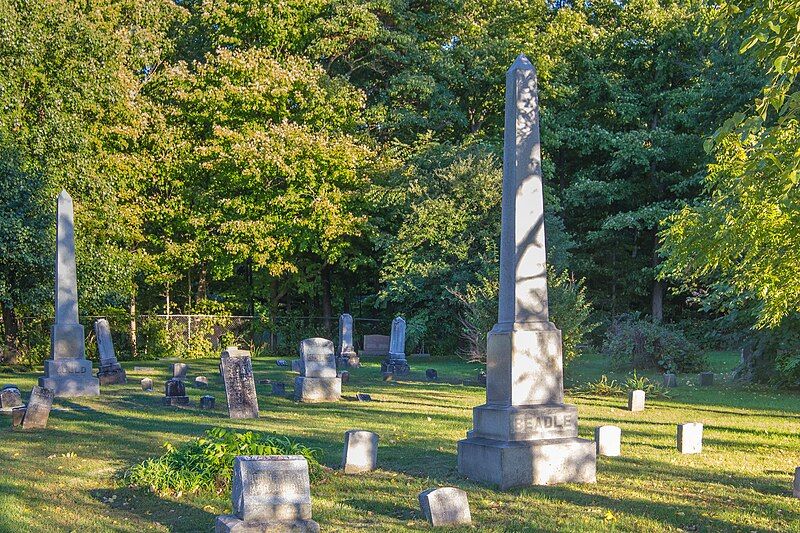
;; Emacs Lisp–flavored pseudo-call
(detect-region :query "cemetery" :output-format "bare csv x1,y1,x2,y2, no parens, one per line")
1,1,799,531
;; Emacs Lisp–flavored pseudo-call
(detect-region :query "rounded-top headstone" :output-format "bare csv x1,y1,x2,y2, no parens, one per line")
342,430,379,474
594,425,622,457
419,487,472,527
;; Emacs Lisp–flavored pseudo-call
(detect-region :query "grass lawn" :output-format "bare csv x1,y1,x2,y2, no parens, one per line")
1,351,799,532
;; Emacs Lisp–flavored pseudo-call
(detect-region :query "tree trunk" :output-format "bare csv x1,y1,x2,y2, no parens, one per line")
651,280,664,322
321,265,332,332
1,302,19,364
196,262,208,301
129,288,138,358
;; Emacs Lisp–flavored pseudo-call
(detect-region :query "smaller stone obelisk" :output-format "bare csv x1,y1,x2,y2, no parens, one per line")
337,313,359,368
39,190,100,397
457,55,595,488
381,316,409,375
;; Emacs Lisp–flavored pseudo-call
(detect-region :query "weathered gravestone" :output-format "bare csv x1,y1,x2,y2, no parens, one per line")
342,430,379,474
215,456,320,533
141,378,153,392
195,376,209,388
220,348,259,419
0,385,24,413
271,382,286,396
699,372,714,386
664,373,678,388
677,423,703,454
94,319,127,385
360,334,390,357
39,191,100,397
356,393,371,402
172,362,188,381
162,378,190,406
295,338,341,403
426,369,438,381
339,371,350,385
457,55,596,488
794,467,800,498
628,389,645,412
595,425,622,457
11,406,26,427
418,487,472,527
381,317,410,376
337,314,360,368
21,386,55,429
200,395,215,410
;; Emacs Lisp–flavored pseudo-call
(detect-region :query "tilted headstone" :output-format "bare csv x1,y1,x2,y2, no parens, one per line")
595,425,622,457
172,362,188,381
457,55,596,488
216,456,320,533
360,334,390,357
141,378,153,392
699,372,714,386
94,319,127,385
356,393,371,402
22,386,55,429
39,191,99,397
418,487,472,527
195,376,209,388
162,378,189,406
663,373,677,387
220,348,259,418
200,395,215,409
0,385,24,413
381,317,409,375
11,406,26,427
342,430,379,474
295,338,341,403
628,389,645,412
794,467,800,498
337,314,360,368
677,423,703,454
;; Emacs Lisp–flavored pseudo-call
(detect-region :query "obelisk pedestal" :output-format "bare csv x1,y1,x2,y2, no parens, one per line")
457,55,595,488
39,191,99,397
381,316,409,376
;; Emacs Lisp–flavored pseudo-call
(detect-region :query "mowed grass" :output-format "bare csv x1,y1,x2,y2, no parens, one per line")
1,351,799,532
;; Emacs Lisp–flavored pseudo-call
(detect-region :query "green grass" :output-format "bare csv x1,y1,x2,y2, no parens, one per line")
1,351,799,532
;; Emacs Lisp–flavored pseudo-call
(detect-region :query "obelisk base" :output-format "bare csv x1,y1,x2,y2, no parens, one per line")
216,515,320,533
457,436,596,489
39,359,100,397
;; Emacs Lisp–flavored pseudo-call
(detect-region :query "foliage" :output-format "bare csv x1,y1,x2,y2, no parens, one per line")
124,428,323,496
449,269,596,365
623,369,671,398
602,315,707,373
574,374,623,396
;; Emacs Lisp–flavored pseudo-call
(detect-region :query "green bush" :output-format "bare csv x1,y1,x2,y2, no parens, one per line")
602,315,707,373
622,370,671,398
124,428,323,496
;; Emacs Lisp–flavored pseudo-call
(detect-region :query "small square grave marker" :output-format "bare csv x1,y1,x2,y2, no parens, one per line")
677,423,703,454
419,487,471,527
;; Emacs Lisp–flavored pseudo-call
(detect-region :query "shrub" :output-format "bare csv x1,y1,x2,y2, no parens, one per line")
602,315,707,373
124,428,323,496
623,370,671,398
574,374,623,396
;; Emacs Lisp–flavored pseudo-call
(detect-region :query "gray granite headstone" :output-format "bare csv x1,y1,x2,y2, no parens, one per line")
221,348,259,418
594,425,621,457
39,191,99,397
162,378,189,406
94,319,127,385
677,423,703,454
794,467,800,498
22,386,54,429
426,369,438,381
337,314,360,368
172,362,188,381
664,373,677,387
295,338,341,403
628,389,645,412
360,334,390,356
699,372,714,386
200,395,215,409
342,430,378,474
419,487,472,527
457,55,596,488
216,456,320,532
11,406,26,427
0,385,24,413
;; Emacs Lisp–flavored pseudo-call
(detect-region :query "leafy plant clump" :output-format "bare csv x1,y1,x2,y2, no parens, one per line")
623,370,671,398
574,371,671,398
124,428,323,496
574,374,623,396
602,315,707,373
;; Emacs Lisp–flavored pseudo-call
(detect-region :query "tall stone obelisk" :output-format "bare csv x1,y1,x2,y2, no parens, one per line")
457,55,595,488
39,190,100,397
